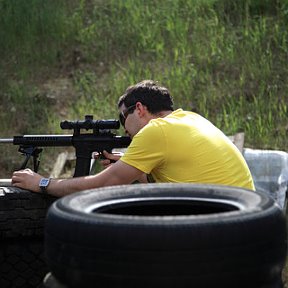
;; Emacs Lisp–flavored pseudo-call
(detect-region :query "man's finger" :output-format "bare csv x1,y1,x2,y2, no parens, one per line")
100,159,111,166
103,150,123,160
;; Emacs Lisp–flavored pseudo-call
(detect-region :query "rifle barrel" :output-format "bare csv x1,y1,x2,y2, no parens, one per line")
13,135,73,146
0,138,13,143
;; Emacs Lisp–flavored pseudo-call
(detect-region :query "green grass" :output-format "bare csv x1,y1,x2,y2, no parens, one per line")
0,0,288,176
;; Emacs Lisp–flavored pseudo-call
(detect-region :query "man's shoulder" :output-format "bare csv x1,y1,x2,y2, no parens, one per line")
139,109,201,136
166,109,201,120
138,119,165,137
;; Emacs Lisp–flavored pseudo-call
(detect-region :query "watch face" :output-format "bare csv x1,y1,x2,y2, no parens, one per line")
40,178,50,187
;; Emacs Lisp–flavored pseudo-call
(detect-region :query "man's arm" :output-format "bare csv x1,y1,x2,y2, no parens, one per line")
98,150,148,183
11,160,145,198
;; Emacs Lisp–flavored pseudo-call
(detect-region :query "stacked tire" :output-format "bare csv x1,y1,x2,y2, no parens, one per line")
44,183,287,288
0,186,57,288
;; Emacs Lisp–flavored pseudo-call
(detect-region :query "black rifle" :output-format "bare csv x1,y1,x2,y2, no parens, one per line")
0,115,131,177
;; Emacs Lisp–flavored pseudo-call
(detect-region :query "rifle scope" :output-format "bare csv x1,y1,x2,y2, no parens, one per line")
60,115,120,130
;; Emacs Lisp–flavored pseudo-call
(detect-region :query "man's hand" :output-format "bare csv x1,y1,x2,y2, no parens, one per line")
94,150,123,169
94,150,148,183
12,169,43,193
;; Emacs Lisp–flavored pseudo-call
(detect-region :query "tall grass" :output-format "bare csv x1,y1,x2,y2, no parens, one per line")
0,0,287,176
0,0,79,130
70,0,288,149
0,0,73,74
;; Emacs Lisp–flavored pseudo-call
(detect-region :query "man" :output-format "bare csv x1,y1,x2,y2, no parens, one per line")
12,80,255,197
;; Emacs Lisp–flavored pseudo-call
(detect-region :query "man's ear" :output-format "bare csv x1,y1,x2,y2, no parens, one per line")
135,102,147,117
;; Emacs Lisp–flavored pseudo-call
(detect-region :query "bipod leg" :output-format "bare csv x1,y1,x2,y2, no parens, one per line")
18,146,43,171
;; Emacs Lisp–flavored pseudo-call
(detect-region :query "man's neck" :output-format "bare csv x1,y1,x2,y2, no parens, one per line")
153,110,173,118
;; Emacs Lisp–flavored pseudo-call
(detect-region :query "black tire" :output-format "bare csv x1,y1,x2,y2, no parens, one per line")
0,239,47,288
0,186,57,239
0,186,57,288
45,183,287,288
42,272,67,288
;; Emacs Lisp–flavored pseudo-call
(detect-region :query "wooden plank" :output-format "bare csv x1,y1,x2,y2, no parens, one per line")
228,132,245,153
50,151,69,178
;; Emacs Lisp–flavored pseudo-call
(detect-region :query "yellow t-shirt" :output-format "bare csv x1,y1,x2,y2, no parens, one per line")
120,109,255,190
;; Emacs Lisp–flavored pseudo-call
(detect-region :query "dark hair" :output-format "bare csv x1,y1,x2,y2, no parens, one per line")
118,80,174,114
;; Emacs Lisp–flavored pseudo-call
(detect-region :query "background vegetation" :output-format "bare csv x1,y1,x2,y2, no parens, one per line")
0,0,287,177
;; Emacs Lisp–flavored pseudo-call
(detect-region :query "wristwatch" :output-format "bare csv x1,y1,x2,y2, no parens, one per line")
39,178,51,194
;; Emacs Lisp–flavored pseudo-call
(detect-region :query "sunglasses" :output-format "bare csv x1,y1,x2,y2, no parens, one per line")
119,104,137,127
